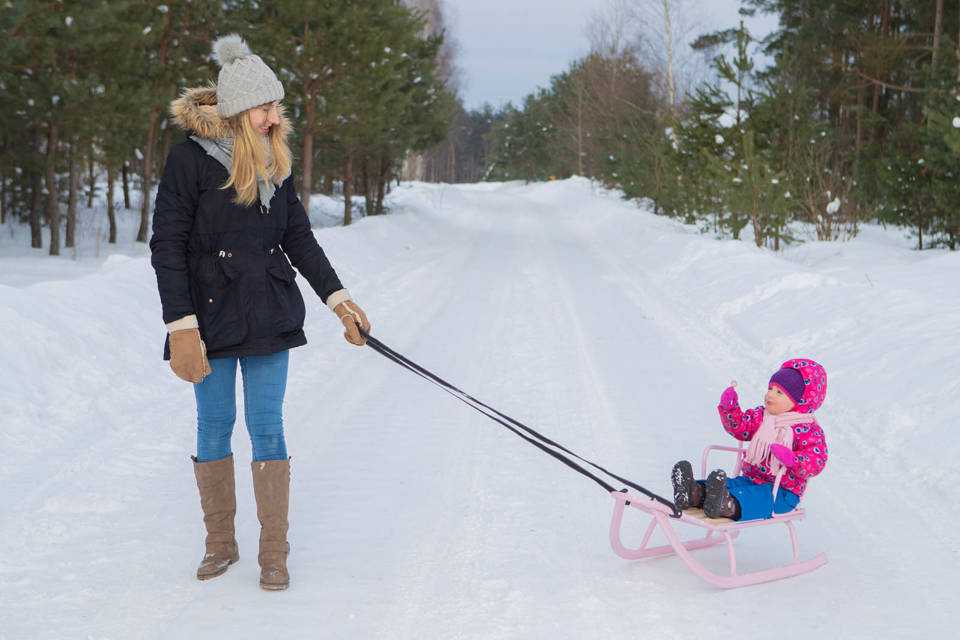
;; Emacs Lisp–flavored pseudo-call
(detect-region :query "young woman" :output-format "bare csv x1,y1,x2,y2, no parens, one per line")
150,34,370,591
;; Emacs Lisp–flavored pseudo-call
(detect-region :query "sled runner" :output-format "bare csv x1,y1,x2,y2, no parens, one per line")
359,331,826,589
608,443,827,589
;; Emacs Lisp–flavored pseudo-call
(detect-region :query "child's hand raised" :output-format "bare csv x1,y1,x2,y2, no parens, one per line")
720,383,739,409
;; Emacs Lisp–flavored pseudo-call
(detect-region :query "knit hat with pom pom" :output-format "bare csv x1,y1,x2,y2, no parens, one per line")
211,34,284,118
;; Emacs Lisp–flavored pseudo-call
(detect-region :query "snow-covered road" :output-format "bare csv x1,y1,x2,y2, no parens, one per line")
1,179,956,639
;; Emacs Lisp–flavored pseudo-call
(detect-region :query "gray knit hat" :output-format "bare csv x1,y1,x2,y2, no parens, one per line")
211,34,284,118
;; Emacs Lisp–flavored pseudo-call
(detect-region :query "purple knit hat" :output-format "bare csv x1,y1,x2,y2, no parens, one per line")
769,367,805,406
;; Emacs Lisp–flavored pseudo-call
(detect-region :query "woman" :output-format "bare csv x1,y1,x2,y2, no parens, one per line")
149,34,370,591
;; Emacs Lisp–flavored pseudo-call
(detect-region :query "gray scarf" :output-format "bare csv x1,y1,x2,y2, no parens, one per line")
190,134,286,209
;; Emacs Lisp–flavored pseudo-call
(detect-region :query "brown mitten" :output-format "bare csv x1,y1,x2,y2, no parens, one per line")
169,328,213,383
334,300,370,346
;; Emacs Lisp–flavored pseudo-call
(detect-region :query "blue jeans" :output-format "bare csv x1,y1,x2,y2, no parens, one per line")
193,350,289,462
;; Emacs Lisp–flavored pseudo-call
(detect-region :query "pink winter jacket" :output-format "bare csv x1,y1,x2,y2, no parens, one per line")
717,358,829,498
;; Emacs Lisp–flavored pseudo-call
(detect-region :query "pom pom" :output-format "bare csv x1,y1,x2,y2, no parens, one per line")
212,33,251,67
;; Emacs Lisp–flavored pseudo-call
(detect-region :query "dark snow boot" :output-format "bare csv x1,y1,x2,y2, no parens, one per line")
703,469,740,519
192,454,240,580
671,460,704,510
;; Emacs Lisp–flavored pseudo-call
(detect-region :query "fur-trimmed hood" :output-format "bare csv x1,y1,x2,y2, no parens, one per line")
168,83,292,142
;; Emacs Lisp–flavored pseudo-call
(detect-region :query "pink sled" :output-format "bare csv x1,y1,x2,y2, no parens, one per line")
609,443,827,589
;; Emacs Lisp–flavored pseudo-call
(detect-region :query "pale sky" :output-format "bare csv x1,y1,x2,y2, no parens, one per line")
449,0,778,110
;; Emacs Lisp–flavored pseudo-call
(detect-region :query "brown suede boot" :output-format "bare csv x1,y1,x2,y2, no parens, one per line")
192,454,240,580
252,458,291,591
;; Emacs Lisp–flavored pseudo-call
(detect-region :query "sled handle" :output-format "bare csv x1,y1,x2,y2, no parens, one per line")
700,443,746,478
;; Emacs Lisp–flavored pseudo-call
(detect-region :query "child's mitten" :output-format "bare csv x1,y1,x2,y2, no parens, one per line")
769,443,796,468
719,386,739,409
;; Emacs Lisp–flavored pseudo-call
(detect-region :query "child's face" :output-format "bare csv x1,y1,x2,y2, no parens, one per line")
764,384,795,415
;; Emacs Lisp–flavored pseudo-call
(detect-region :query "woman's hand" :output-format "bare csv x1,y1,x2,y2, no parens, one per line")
334,301,370,346
169,328,212,383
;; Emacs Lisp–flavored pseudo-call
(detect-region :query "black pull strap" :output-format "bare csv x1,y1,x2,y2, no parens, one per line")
360,330,680,517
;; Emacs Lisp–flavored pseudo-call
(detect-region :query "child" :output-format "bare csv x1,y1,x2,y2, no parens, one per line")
671,358,828,520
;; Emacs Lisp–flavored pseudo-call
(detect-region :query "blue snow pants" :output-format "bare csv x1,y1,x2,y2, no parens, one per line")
698,476,800,521
193,350,289,462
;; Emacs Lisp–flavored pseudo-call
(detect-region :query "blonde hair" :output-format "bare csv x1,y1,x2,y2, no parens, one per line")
222,103,293,207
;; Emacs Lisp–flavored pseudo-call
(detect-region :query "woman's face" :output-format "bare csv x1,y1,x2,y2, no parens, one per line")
248,101,280,135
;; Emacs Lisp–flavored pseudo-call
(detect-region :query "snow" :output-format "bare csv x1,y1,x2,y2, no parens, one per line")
826,197,841,214
718,109,737,128
714,134,724,144
952,116,960,128
1,178,957,638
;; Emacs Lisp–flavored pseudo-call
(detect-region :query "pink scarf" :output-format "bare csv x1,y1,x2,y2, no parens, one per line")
744,411,815,476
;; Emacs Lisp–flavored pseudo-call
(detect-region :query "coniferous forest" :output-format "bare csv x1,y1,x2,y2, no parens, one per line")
3,1,960,252
468,0,960,250
0,0,455,254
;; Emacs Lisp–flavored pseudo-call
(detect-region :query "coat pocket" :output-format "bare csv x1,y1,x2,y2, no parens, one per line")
192,256,248,351
265,252,306,333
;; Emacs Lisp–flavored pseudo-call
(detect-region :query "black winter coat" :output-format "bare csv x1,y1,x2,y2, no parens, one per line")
150,138,343,360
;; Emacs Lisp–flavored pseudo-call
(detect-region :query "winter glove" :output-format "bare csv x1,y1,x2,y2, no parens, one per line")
334,300,370,346
769,443,797,468
169,328,212,384
719,385,739,409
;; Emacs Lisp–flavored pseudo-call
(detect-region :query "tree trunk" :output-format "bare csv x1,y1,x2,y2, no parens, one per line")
122,161,131,209
577,84,584,176
86,142,96,208
343,153,353,226
932,0,944,75
137,105,161,242
360,157,370,215
376,156,389,214
0,171,5,225
366,158,377,215
138,4,173,243
300,97,316,215
137,4,174,242
321,174,334,195
159,125,173,173
46,121,61,256
855,85,864,172
662,0,676,112
447,140,456,182
107,164,117,244
30,169,42,248
66,142,78,249
956,0,960,83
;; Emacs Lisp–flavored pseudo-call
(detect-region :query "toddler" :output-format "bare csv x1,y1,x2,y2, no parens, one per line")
671,358,828,520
